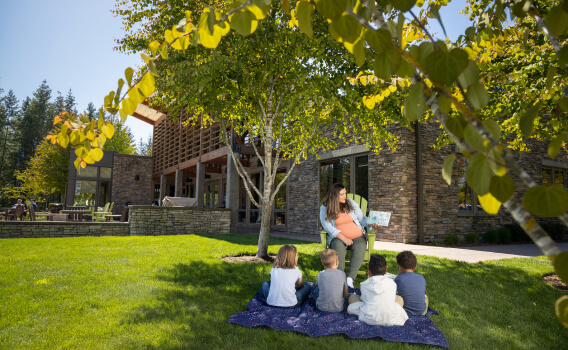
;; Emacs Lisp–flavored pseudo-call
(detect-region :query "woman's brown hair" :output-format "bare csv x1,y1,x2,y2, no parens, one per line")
273,244,298,269
322,183,353,222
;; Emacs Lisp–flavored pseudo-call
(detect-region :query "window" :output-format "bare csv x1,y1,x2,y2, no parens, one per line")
320,154,369,203
542,167,568,187
99,167,112,178
456,155,485,215
77,166,98,178
273,169,287,226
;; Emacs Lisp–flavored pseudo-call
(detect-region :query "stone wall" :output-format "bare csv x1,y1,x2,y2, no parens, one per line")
111,154,153,215
0,222,129,238
128,206,231,235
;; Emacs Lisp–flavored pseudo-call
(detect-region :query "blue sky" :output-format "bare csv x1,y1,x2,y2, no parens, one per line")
0,0,470,143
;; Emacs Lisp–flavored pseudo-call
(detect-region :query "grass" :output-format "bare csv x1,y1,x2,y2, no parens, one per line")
0,234,566,350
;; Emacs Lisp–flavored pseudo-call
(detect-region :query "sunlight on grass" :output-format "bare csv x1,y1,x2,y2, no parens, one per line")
0,234,566,349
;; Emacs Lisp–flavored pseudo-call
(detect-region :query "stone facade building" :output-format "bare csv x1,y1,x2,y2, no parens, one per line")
107,104,568,242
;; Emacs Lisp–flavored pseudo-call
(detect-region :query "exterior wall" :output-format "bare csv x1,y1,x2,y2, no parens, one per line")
128,206,231,235
111,154,153,215
0,222,129,238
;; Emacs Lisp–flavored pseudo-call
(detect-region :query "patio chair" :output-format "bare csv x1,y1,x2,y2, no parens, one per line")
119,206,129,222
320,193,376,264
91,202,110,222
28,205,36,221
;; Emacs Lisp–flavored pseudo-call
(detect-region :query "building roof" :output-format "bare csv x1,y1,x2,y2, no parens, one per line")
132,103,166,125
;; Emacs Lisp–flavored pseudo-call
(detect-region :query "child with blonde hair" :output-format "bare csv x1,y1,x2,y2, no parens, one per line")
314,249,349,312
261,244,312,307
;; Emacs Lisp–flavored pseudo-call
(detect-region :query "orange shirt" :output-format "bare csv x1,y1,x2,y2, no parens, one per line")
335,212,363,239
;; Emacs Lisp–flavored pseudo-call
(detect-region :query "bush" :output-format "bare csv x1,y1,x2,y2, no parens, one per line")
541,223,568,241
444,234,460,245
465,232,479,243
482,229,499,244
496,227,512,243
503,224,530,243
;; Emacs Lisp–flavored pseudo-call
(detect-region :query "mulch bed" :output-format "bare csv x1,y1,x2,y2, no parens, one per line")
542,273,568,292
221,254,276,263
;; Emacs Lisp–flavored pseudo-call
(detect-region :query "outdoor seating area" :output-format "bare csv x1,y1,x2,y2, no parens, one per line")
1,202,126,223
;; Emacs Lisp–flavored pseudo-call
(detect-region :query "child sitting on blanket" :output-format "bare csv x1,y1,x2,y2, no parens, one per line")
395,250,429,316
261,244,312,308
347,254,408,326
314,249,349,312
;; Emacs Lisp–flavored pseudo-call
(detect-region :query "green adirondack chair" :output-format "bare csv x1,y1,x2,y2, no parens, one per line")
91,202,110,222
320,193,376,263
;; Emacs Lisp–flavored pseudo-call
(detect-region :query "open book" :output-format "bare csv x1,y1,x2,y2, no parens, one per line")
367,211,391,227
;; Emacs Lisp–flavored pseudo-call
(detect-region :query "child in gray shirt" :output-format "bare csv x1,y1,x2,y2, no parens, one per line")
314,249,349,312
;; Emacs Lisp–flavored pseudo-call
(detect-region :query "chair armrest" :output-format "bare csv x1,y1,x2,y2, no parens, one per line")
320,230,328,249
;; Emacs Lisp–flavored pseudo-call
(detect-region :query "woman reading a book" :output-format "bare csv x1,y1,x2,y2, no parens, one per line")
320,183,380,288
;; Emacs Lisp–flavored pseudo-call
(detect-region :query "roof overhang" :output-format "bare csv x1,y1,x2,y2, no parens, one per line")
131,103,166,125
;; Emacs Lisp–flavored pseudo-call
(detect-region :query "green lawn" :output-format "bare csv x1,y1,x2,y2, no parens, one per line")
0,234,566,349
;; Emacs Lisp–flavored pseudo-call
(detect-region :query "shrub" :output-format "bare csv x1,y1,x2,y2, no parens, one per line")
465,232,478,243
444,234,460,245
482,229,499,244
496,227,512,243
503,224,530,243
540,223,568,241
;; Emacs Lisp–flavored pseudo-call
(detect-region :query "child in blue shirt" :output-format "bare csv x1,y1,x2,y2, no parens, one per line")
394,250,428,316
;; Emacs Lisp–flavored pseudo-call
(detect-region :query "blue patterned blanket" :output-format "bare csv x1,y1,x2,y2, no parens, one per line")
227,283,449,348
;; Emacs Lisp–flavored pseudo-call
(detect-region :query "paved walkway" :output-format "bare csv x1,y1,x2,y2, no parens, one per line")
236,228,568,263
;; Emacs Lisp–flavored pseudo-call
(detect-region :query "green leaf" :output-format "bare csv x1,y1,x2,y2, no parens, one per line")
465,26,476,41
316,0,347,20
548,135,566,160
392,0,416,12
247,0,269,20
457,60,480,89
558,45,568,68
140,53,150,63
229,10,258,36
425,48,469,85
555,295,568,329
70,130,80,145
554,252,568,285
365,29,392,53
477,192,501,215
283,0,290,14
512,0,531,18
396,58,416,78
125,67,134,87
546,67,557,91
403,82,425,121
488,148,507,176
467,83,489,110
374,47,401,80
73,157,82,171
161,42,168,59
519,103,541,138
297,1,314,38
396,13,404,47
466,153,492,195
545,6,568,37
330,13,362,43
558,98,568,113
445,116,465,140
524,184,568,217
418,42,434,65
464,124,490,152
57,131,69,149
438,94,451,114
430,5,447,38
344,39,365,67
148,60,158,76
442,153,456,186
482,119,501,140
490,174,515,202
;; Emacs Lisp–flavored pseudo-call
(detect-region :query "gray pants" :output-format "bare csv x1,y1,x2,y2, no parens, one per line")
330,236,366,280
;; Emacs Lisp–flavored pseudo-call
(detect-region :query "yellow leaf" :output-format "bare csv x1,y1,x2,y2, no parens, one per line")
361,76,368,86
477,192,501,214
53,116,62,125
80,160,87,168
86,131,95,141
91,148,104,162
74,157,81,170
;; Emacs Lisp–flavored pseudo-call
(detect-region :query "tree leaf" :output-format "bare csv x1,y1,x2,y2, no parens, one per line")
297,1,314,38
442,153,455,186
283,0,290,14
548,135,566,160
229,10,258,36
91,148,104,162
546,66,557,91
467,83,489,110
477,192,502,215
57,131,69,149
482,119,501,140
553,252,568,285
121,97,137,116
316,0,347,20
374,47,401,80
344,39,365,67
489,174,515,202
555,295,568,329
512,0,531,19
438,94,451,114
488,148,507,176
464,124,490,152
149,40,161,55
365,29,392,53
523,184,568,217
457,60,480,89
445,116,465,140
330,13,362,43
466,153,492,195
199,7,215,36
403,82,425,121
544,6,568,37
139,73,155,97
425,48,469,85
125,67,134,87
559,98,568,113
161,42,168,59
129,87,145,104
519,103,541,138
392,0,416,12
558,45,568,68
396,58,416,78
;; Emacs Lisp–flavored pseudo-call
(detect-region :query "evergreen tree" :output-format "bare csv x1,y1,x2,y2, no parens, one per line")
85,102,96,120
50,91,65,116
0,90,20,189
64,89,77,114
